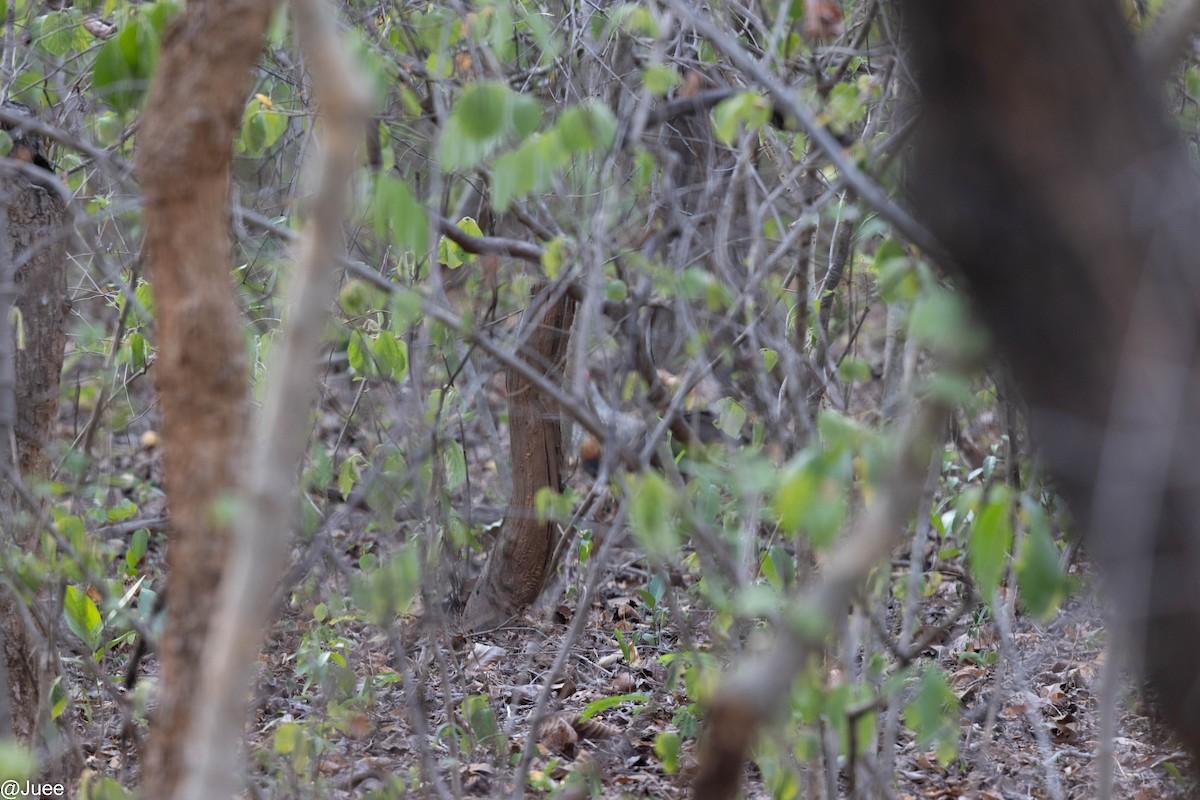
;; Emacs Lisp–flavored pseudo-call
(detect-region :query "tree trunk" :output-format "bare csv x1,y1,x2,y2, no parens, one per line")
0,170,71,774
135,0,277,793
463,289,576,632
902,0,1200,759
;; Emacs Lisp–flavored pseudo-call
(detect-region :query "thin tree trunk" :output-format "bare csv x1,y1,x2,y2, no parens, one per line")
463,289,576,632
135,0,278,793
0,170,71,776
902,0,1200,760
175,0,367,793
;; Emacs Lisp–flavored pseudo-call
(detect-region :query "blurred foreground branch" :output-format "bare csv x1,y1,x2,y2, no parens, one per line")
691,400,948,800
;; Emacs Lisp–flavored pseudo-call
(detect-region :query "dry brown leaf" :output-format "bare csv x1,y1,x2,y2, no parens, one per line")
539,714,579,755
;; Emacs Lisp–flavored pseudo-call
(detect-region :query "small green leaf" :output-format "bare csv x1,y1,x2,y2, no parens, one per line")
63,585,103,653
712,92,771,145
443,441,467,490
542,236,569,278
642,65,681,96
338,455,362,499
578,692,650,722
125,528,148,575
654,731,681,773
605,279,628,302
373,174,429,254
347,330,372,377
630,472,678,557
454,81,511,141
351,545,421,623
761,348,779,372
128,332,146,371
437,216,483,269
390,287,423,328
968,485,1014,602
1015,500,1068,618
48,676,67,720
462,694,508,756
838,357,873,383
510,94,543,138
372,329,409,381
904,668,960,764
556,102,617,152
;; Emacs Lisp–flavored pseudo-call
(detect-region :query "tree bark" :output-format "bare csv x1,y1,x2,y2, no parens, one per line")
175,0,367,793
0,170,70,774
902,0,1200,759
10,176,67,481
463,289,576,632
135,0,277,794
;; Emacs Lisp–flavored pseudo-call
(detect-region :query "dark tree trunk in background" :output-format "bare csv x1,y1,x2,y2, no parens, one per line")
464,290,575,632
0,171,71,775
11,177,67,481
903,0,1200,758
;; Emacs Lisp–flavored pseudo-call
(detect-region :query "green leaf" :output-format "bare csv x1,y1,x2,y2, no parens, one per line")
874,240,915,303
128,332,146,371
462,694,506,755
443,441,467,491
372,329,409,381
338,454,362,499
642,65,681,96
773,451,849,549
92,9,167,113
510,93,543,139
542,236,568,278
904,668,960,764
825,83,865,134
712,92,771,145
578,692,650,722
347,330,373,377
125,528,148,575
838,357,873,383
556,101,617,152
63,585,103,653
273,721,301,754
437,216,482,269
372,174,429,254
968,485,1013,601
654,731,681,773
453,81,511,141
390,287,424,328
1015,500,1068,618
716,397,746,438
761,348,779,372
606,4,659,37
630,471,678,557
106,498,137,522
351,545,421,623
49,676,68,720
761,544,794,592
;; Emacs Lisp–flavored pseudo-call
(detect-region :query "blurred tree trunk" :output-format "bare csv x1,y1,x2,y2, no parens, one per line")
0,171,72,775
903,0,1200,759
135,0,278,794
463,290,575,632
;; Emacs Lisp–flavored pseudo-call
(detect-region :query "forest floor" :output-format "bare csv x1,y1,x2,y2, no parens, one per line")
65,367,1199,800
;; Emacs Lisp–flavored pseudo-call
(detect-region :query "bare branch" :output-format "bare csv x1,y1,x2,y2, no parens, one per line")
660,0,949,263
691,400,947,800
